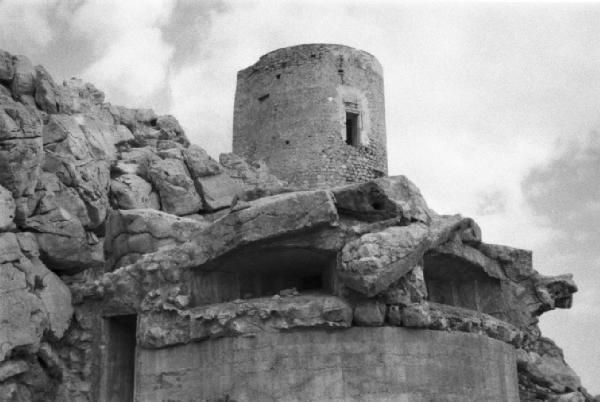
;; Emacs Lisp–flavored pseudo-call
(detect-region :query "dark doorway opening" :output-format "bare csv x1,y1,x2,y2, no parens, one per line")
105,314,137,402
345,112,359,146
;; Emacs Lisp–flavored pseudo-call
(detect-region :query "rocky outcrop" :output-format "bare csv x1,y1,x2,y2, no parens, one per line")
0,47,592,402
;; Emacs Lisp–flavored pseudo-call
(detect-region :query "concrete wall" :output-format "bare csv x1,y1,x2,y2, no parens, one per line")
135,328,519,402
233,44,388,188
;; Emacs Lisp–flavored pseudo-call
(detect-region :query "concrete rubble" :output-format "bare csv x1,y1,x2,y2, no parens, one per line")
0,48,596,402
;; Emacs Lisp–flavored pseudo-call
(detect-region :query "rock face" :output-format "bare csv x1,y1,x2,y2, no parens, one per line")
0,47,593,402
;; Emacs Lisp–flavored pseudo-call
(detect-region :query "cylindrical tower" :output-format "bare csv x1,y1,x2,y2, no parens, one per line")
233,44,387,188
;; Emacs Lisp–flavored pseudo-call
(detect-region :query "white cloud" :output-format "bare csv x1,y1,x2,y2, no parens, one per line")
72,0,176,107
0,0,58,54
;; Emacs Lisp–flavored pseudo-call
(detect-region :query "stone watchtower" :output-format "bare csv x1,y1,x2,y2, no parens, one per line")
233,44,387,188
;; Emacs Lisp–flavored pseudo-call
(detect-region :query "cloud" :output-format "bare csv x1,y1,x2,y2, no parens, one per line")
71,0,176,109
0,0,59,54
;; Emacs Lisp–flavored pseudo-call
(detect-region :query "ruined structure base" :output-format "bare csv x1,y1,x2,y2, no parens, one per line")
136,327,519,402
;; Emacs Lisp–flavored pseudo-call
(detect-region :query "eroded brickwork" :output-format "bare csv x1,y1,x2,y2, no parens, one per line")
233,44,387,188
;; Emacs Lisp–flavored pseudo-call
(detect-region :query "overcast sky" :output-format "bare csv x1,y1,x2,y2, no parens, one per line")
1,0,598,393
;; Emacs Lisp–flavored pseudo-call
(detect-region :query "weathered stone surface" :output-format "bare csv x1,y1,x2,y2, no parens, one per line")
340,215,477,296
105,208,209,269
29,171,91,227
156,115,189,145
195,173,243,211
333,175,435,223
0,50,14,82
23,208,103,272
399,302,524,346
136,328,519,402
0,184,15,230
43,154,110,228
380,264,427,306
182,144,221,178
138,295,353,348
11,55,35,100
0,360,29,382
33,66,70,114
0,95,43,198
116,147,160,178
110,174,160,210
148,157,202,215
518,337,582,395
0,232,71,362
353,299,386,326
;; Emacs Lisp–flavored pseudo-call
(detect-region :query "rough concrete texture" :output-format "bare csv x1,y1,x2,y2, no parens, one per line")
233,44,387,188
0,45,595,402
136,328,519,402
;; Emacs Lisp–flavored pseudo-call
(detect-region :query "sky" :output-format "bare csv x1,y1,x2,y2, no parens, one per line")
0,0,598,394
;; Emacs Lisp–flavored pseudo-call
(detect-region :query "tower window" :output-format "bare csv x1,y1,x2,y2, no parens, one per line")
346,112,359,146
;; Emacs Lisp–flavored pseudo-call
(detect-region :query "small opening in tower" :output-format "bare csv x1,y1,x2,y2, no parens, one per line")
346,112,359,146
276,74,281,79
258,93,269,102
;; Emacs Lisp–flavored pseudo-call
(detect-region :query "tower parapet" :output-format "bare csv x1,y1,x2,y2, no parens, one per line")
233,44,387,188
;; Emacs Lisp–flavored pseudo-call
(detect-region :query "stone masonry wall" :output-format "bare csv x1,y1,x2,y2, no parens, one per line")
233,44,387,188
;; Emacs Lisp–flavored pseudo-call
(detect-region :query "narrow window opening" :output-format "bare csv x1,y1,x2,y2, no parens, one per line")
105,314,137,402
258,94,269,102
276,74,281,79
345,112,359,146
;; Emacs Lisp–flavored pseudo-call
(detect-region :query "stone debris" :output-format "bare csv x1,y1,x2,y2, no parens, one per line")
0,47,593,402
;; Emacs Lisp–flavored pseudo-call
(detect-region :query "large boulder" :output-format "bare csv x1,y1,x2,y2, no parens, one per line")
10,55,35,101
333,175,435,223
340,215,478,296
33,65,71,114
0,184,15,230
0,94,43,198
148,158,202,215
195,173,244,211
104,208,209,269
0,50,14,82
110,174,160,210
0,232,72,361
182,145,221,178
22,208,103,273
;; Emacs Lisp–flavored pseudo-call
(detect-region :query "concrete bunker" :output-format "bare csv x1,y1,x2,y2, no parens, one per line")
423,251,506,317
101,314,137,402
191,246,337,306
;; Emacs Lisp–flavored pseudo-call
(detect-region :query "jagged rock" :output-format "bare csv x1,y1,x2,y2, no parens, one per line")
333,175,435,223
0,94,43,198
0,50,14,82
380,264,427,306
399,302,523,346
28,171,90,228
156,115,189,145
353,299,386,326
183,144,221,178
549,392,586,402
195,173,243,211
33,66,71,114
138,295,352,348
340,215,477,296
148,157,202,215
110,174,160,210
64,78,105,114
11,55,35,100
22,208,103,272
116,147,160,178
0,233,48,362
104,208,209,269
0,184,15,230
0,360,29,382
534,274,577,311
43,153,109,228
517,337,582,395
